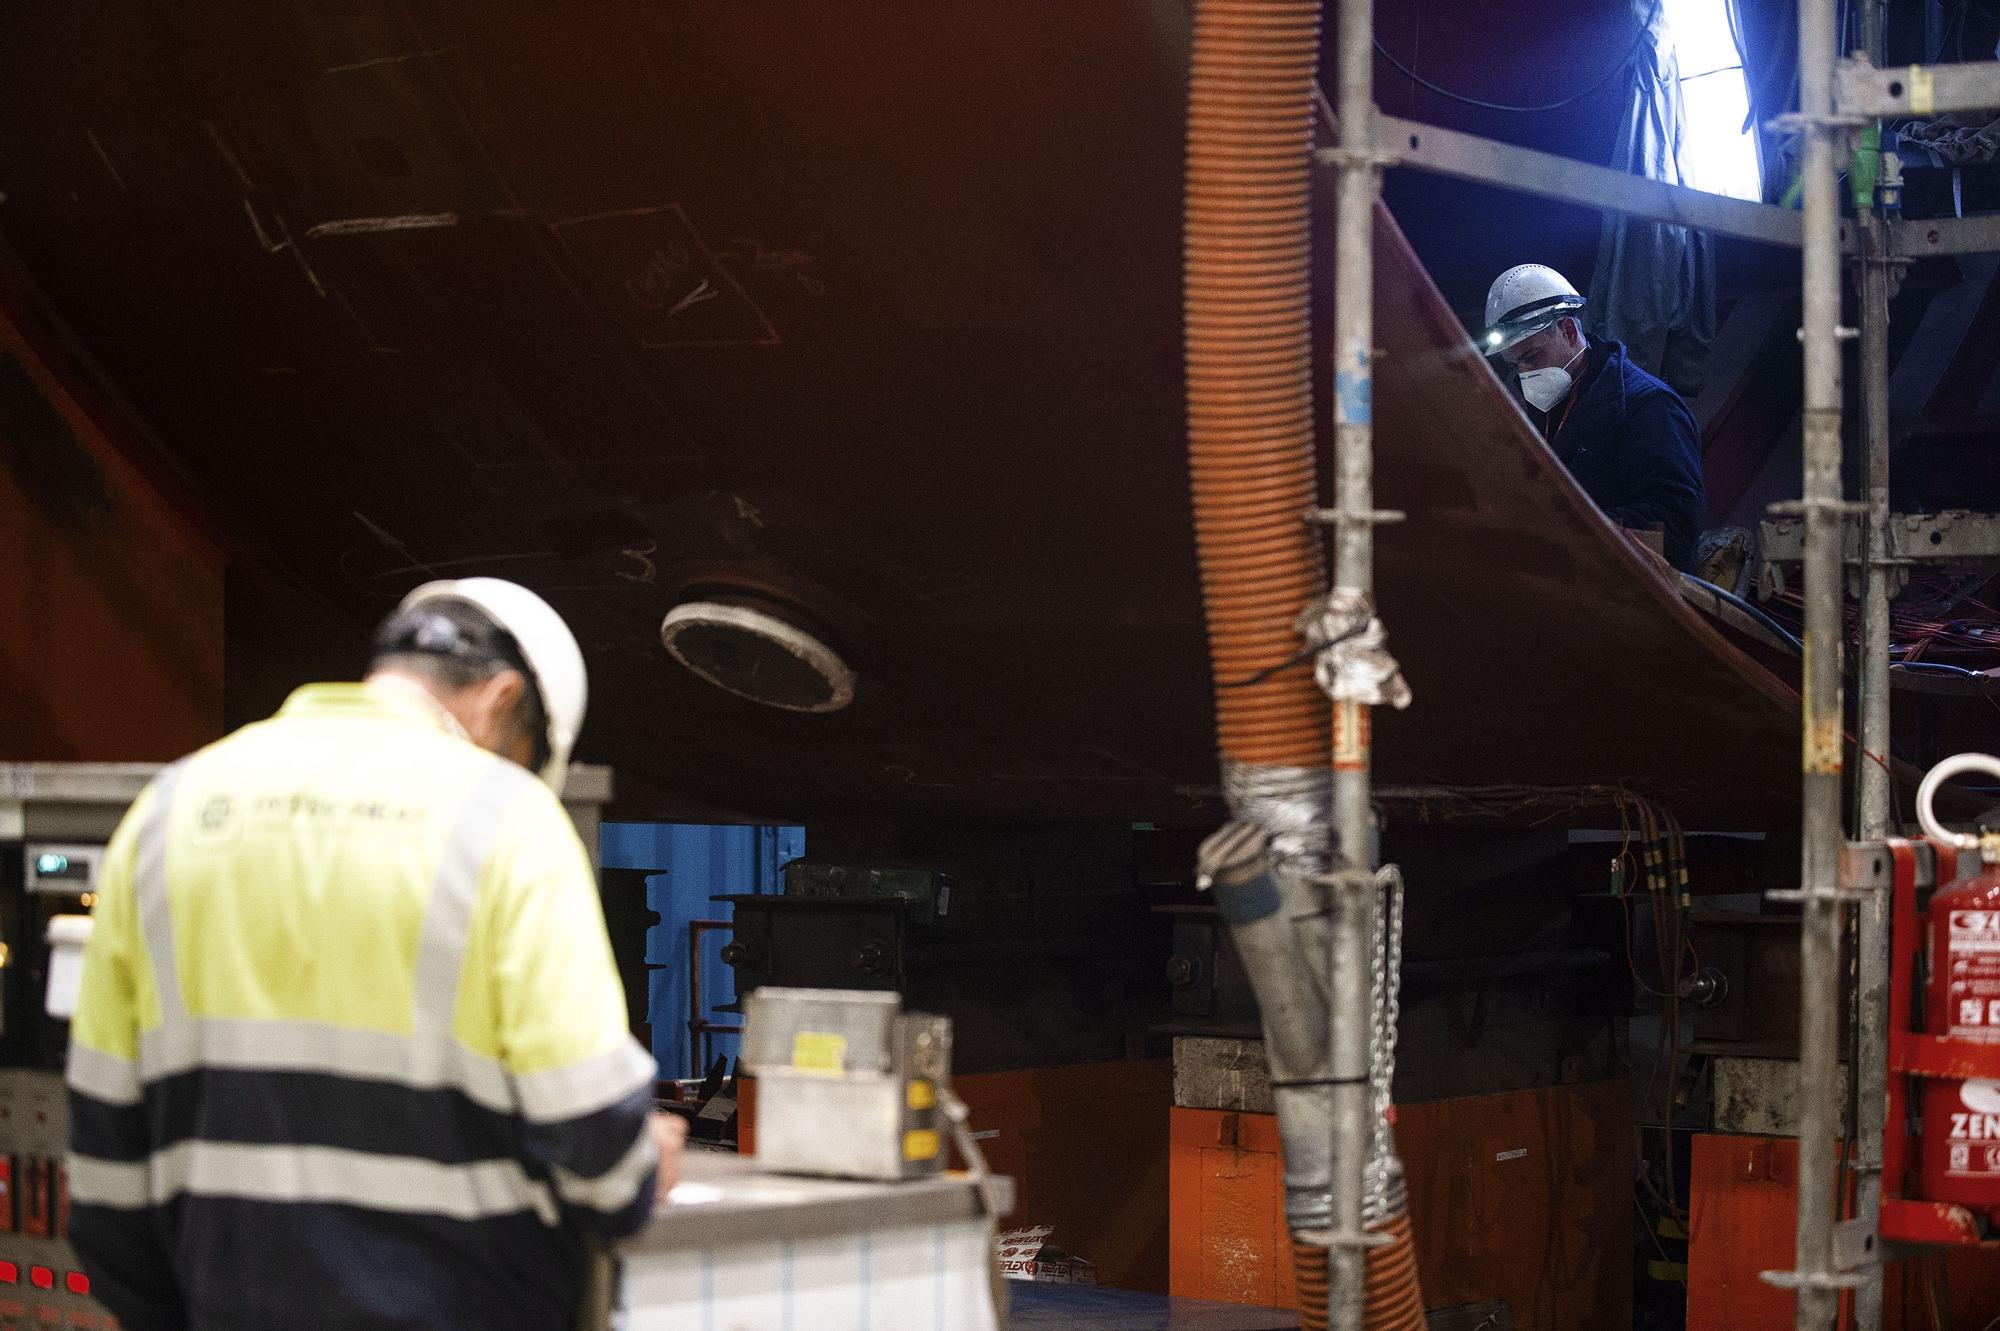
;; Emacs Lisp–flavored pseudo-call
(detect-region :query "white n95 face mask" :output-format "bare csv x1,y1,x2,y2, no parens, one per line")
1518,346,1584,413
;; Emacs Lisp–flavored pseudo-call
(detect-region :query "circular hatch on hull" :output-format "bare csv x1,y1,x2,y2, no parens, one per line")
660,598,855,713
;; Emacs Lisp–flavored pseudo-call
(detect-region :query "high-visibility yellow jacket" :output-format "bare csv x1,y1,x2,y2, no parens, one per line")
66,683,659,1331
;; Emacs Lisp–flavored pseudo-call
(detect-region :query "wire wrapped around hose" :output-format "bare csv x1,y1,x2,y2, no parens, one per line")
1184,0,1329,771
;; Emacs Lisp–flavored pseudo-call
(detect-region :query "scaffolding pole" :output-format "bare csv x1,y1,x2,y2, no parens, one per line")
1849,207,1899,1331
1297,12,2000,1328
1327,0,1383,1325
1785,0,1853,1320
1850,6,1896,1329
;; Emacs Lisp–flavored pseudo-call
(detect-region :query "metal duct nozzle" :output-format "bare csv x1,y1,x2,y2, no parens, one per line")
1197,818,1333,1236
1196,819,1271,890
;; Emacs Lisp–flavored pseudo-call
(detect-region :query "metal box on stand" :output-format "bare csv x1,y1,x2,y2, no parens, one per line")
740,986,951,1181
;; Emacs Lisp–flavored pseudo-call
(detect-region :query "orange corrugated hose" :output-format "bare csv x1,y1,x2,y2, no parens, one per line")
1184,0,1330,771
1293,1242,1330,1331
1362,1211,1426,1331
1186,0,1428,1327
1292,1216,1425,1331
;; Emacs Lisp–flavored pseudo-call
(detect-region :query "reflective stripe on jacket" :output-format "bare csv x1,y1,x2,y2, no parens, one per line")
65,682,658,1331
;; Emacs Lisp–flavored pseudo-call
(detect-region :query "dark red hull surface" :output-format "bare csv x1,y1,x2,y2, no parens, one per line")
0,2,1804,825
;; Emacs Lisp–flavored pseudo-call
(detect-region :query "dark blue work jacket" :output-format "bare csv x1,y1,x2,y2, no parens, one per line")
1534,338,1707,571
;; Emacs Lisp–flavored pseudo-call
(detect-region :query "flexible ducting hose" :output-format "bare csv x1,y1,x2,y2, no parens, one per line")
1294,1242,1330,1329
1361,1210,1425,1331
1300,1217,1423,1331
1184,0,1329,770
1185,0,1425,1321
1184,0,1333,1317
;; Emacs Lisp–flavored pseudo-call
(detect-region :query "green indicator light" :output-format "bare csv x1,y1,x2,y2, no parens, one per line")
35,854,69,876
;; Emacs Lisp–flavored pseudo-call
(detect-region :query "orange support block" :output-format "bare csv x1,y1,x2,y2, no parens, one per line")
1689,1132,2000,1330
1170,1080,1631,1330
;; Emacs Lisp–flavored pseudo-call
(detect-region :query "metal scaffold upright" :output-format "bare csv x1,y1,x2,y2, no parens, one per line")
1758,0,1859,1321
1324,0,1387,1323
1304,0,1999,1317
1765,2,2000,1326
1849,5,1899,1329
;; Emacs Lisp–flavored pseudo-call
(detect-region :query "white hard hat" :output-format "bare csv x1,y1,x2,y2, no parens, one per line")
1480,264,1586,355
397,577,587,794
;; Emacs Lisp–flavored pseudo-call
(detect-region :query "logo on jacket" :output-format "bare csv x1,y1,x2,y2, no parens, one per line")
192,793,241,847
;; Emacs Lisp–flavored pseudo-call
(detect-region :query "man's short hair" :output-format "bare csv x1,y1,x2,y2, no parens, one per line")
371,597,550,769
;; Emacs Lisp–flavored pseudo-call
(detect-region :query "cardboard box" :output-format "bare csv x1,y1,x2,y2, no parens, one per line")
998,1226,1098,1285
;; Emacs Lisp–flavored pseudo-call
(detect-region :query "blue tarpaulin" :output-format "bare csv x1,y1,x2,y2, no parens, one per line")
1587,0,1717,399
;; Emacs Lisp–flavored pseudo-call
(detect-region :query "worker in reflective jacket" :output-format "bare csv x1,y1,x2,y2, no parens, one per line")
1483,263,1708,572
66,577,685,1331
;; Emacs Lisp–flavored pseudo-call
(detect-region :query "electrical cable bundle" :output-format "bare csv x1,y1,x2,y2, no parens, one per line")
1376,783,1700,1248
1764,568,2000,667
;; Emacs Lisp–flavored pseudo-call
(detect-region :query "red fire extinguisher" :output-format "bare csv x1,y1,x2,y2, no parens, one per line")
1918,753,2000,1219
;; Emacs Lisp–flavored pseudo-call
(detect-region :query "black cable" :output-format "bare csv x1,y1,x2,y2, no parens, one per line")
1373,0,1664,114
1893,660,1989,678
1407,0,1423,117
1217,625,1363,690
1682,574,1805,653
1930,0,1969,64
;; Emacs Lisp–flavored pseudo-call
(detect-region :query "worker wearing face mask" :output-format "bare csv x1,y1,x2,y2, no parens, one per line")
1482,263,1707,571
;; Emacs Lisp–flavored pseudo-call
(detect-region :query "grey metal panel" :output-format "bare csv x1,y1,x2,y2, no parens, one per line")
0,764,158,804
1712,1055,1850,1138
0,1069,67,1155
1836,56,2000,118
0,760,611,847
624,1152,1008,1252
559,764,612,871
0,1073,99,1328
0,764,158,841
1359,114,1807,250
1759,511,2000,600
740,986,899,1074
1173,1036,1274,1114
1890,216,2000,260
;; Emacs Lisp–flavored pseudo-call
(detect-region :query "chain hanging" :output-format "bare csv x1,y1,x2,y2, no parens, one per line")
1363,863,1408,1224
